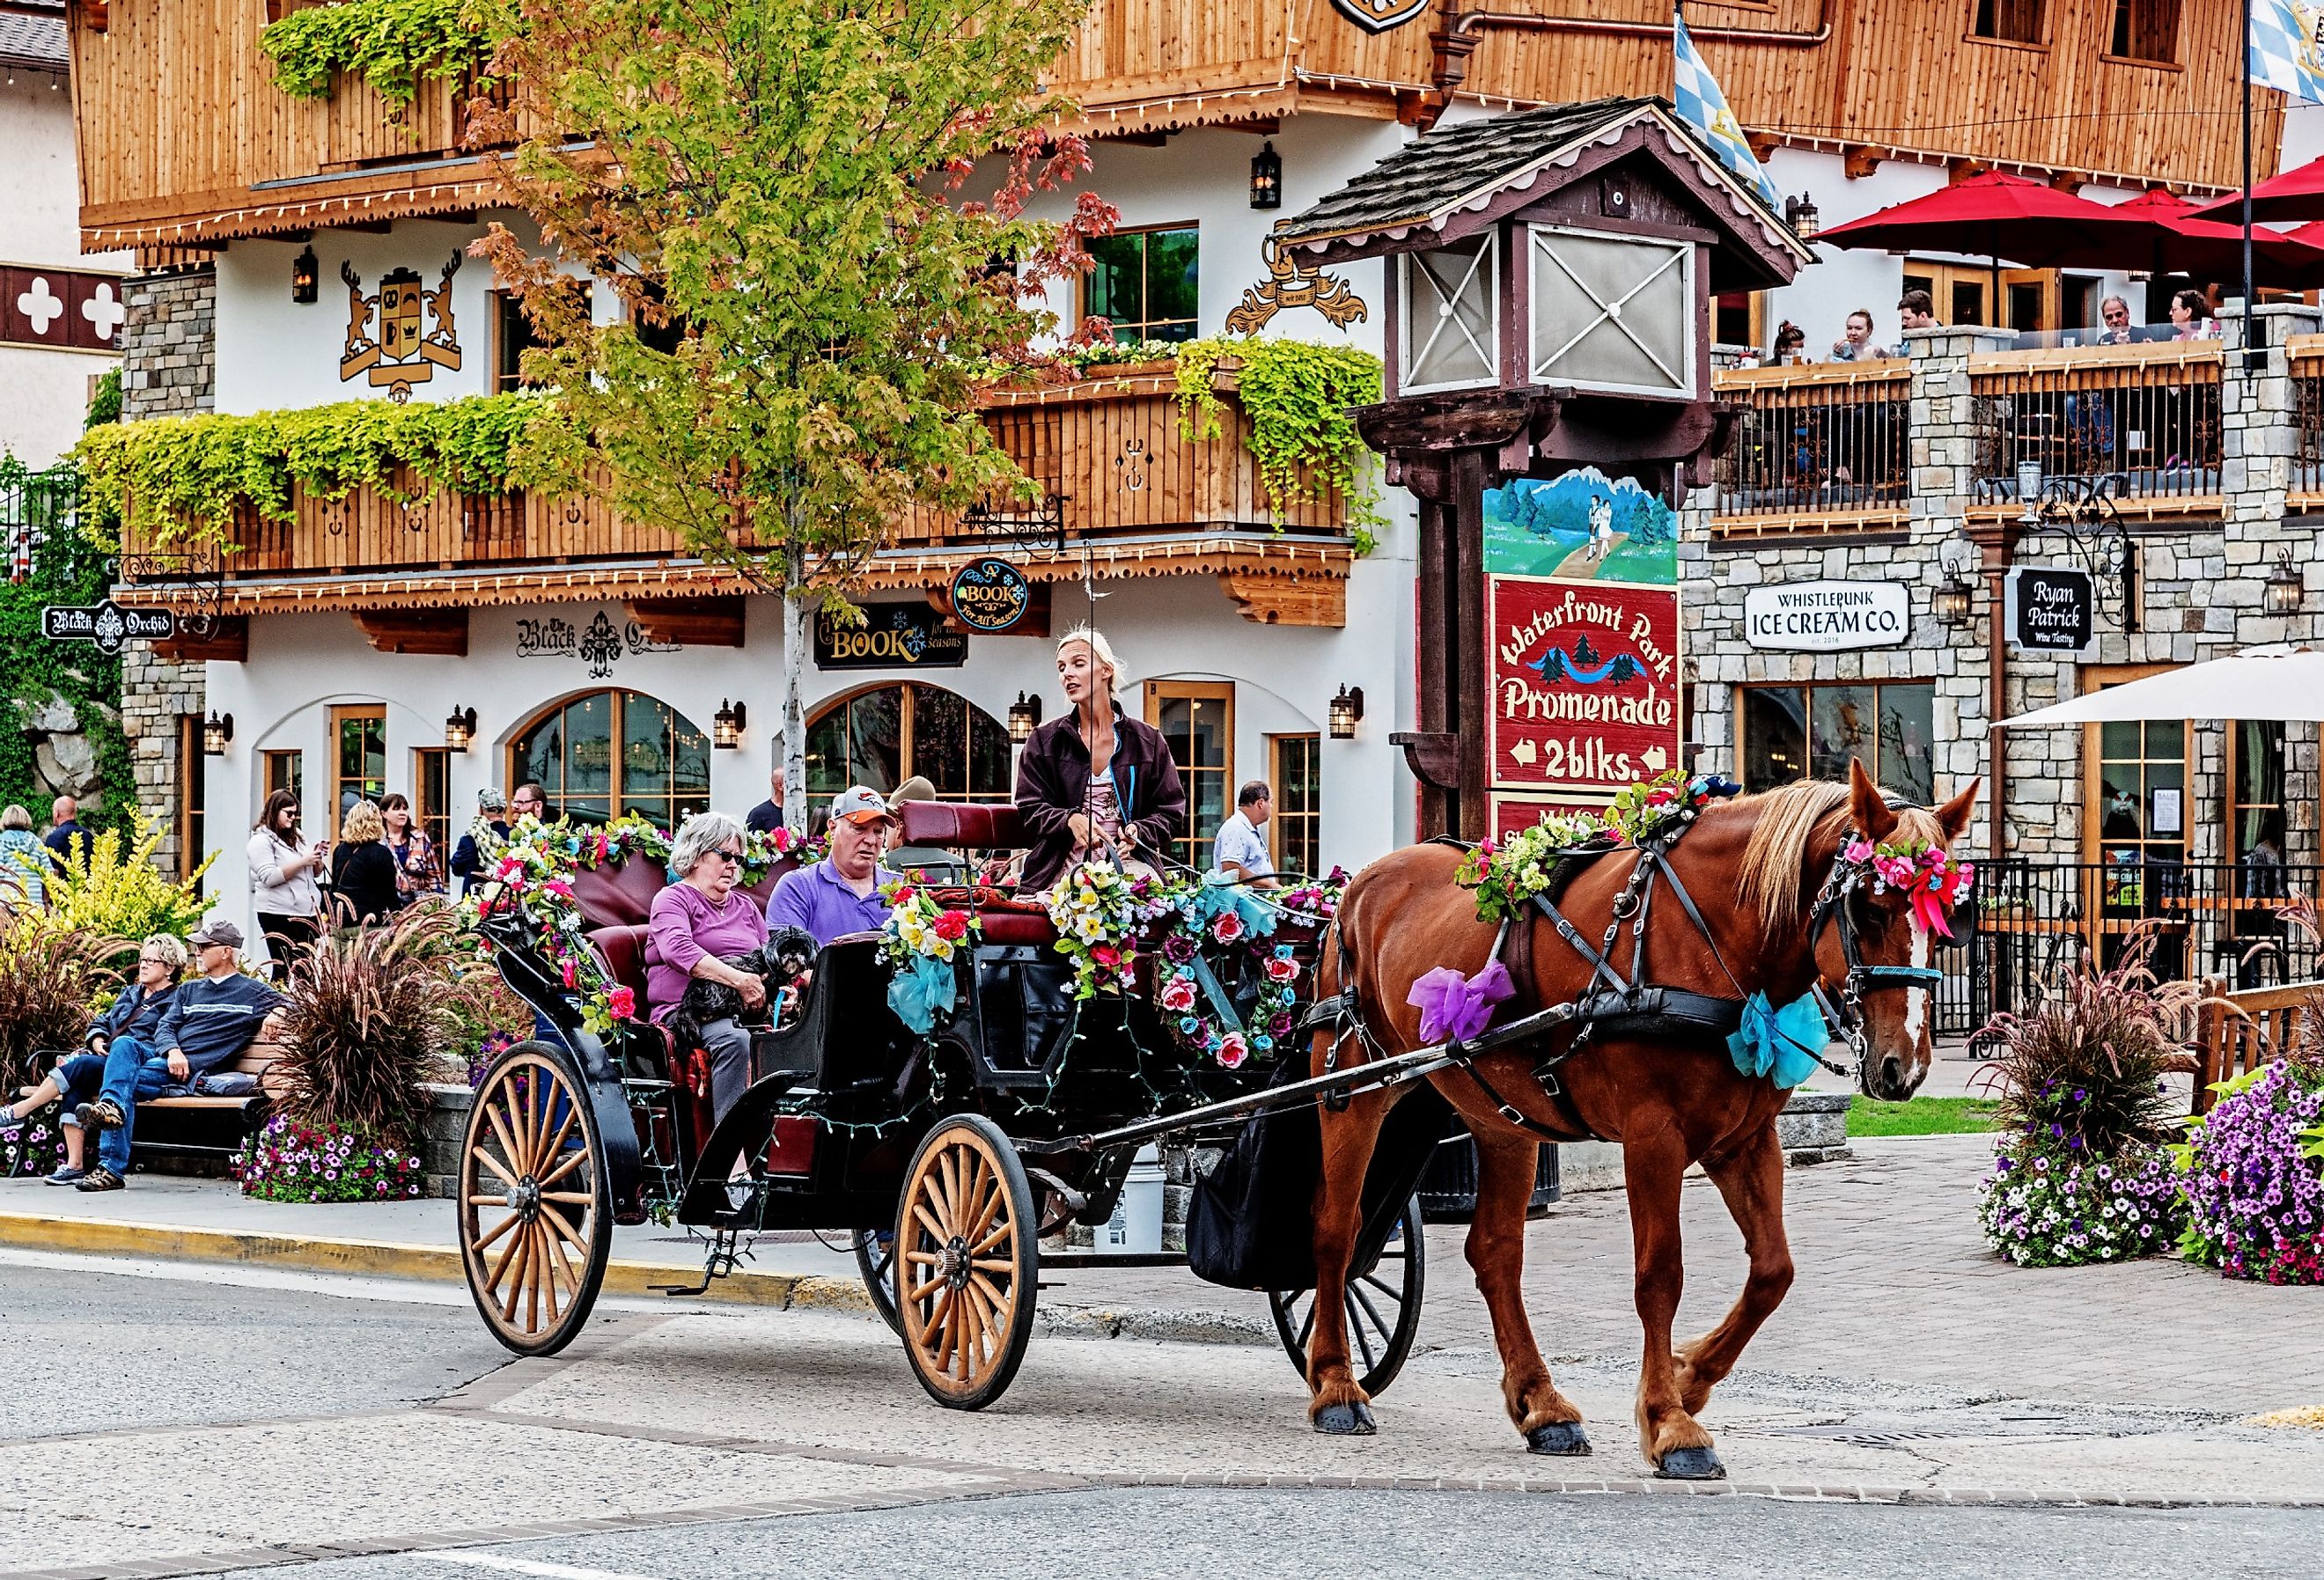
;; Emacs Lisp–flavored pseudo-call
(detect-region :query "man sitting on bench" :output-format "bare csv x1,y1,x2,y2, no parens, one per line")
74,918,285,1194
1,934,188,1185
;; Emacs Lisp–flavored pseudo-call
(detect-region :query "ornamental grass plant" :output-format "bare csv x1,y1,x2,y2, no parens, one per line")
1972,931,2199,1266
0,922,122,1095
271,901,470,1141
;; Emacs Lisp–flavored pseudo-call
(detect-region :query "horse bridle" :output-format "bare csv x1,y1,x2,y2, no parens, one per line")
1806,838,1951,1066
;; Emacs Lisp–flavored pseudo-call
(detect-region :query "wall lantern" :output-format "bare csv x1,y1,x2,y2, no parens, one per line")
290,246,320,305
1249,141,1283,211
202,711,232,756
1932,571,1977,628
444,706,477,753
1007,690,1042,744
712,699,746,750
1782,193,1820,239
2266,549,2306,615
1327,684,1364,740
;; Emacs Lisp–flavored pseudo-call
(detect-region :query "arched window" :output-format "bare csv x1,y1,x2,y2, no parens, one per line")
511,689,710,829
805,684,1011,820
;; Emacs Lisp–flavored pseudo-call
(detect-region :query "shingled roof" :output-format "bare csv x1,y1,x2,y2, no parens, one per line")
0,0,69,74
1275,96,1802,266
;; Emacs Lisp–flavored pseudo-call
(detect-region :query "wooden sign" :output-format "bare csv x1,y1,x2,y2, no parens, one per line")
815,603,968,670
1486,575,1680,796
1,268,129,352
947,558,1034,633
340,254,462,401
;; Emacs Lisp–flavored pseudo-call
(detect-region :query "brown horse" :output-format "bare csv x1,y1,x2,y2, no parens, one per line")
1304,762,1977,1477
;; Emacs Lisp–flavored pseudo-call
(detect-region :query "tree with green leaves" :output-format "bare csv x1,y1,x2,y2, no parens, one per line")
470,0,1111,827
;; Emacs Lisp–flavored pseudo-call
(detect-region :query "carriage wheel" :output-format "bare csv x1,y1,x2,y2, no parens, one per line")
459,1041,613,1357
854,1229,902,1336
894,1114,1039,1410
1269,1194,1426,1398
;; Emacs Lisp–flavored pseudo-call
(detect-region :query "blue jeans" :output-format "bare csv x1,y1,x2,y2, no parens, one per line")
95,1035,179,1174
48,1052,107,1127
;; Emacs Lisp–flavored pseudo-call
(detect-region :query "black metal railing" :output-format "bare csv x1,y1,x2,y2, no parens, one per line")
0,460,91,586
1968,859,2322,1033
1714,364,1910,519
1970,355,2223,503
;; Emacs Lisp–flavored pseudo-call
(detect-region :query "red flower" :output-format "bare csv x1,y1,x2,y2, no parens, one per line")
932,910,969,942
1212,913,1246,944
1159,976,1197,1012
607,985,636,1021
1264,956,1300,983
1091,944,1121,968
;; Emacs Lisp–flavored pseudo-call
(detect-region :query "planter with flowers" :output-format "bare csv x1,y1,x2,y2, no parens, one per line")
1972,934,2197,1267
2172,1058,2324,1284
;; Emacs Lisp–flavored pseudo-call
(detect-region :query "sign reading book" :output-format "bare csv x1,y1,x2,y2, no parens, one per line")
815,602,968,670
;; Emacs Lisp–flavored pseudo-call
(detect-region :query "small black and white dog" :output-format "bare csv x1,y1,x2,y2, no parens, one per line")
666,927,820,1053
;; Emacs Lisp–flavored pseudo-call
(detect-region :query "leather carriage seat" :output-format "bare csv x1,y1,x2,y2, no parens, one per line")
570,854,673,930
585,923,654,1008
898,799,1026,851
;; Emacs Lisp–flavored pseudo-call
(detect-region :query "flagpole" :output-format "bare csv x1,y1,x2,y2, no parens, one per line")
2245,0,2260,371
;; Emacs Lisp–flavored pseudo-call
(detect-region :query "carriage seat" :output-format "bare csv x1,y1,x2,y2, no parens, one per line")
586,923,654,1010
571,855,673,930
898,800,1026,850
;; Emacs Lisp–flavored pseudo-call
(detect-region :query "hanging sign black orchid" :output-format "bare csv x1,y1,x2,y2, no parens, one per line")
42,599,174,657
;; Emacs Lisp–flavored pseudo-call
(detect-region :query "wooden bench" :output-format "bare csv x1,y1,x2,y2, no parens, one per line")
2194,979,2314,1116
127,1042,287,1161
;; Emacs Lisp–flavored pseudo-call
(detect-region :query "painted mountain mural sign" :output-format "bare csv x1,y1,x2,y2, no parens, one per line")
1482,467,1681,810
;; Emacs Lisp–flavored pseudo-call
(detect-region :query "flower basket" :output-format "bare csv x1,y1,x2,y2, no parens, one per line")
2173,1059,2324,1283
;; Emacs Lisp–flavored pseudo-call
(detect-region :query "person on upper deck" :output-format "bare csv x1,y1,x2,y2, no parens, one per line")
1827,308,1890,362
1896,290,1939,335
2169,289,2220,342
2097,295,2137,345
1013,628,1186,893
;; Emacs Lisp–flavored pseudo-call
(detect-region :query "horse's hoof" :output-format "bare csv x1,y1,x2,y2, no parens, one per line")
1313,1400,1377,1437
1653,1446,1726,1481
1525,1421,1593,1457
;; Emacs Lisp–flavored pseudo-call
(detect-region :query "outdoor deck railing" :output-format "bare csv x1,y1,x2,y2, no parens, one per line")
1967,343,2224,512
1710,360,1911,536
1969,859,2321,1034
2289,335,2324,501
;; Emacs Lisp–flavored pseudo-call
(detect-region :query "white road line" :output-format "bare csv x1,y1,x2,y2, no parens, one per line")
423,1554,666,1580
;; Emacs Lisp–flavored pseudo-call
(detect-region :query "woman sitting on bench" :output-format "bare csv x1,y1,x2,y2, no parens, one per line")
0,935,188,1186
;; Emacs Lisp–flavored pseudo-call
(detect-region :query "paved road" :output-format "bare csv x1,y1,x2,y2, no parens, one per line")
5,1253,2323,1580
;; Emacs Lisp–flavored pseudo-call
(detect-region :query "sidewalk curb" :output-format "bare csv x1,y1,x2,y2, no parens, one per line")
0,1209,875,1315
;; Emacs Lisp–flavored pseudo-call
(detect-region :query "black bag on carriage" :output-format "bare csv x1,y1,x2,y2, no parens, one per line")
1188,1056,1452,1292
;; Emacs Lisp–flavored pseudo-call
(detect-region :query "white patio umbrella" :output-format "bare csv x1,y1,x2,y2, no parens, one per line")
1997,644,2324,726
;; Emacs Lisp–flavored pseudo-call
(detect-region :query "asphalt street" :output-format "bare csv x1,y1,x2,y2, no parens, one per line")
4,1254,2320,1580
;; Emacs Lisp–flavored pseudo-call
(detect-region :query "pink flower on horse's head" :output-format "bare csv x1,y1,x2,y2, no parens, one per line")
1843,839,1875,865
1263,955,1300,984
1212,912,1246,944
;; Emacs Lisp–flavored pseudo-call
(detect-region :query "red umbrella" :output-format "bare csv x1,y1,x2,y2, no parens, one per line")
2188,155,2324,224
2084,190,2324,287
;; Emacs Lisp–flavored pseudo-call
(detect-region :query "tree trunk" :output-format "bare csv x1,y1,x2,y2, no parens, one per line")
782,546,809,833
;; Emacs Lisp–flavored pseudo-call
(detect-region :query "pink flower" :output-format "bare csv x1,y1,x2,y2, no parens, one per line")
1216,1033,1249,1069
1843,839,1874,864
1090,944,1122,969
607,985,637,1020
560,957,578,988
1263,956,1299,984
1159,976,1197,1012
1211,913,1246,944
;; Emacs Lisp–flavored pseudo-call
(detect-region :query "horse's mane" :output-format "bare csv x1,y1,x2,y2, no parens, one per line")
1735,780,1853,935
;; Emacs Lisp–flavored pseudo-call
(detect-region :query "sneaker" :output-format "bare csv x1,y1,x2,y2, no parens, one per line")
75,1166,125,1193
76,1099,125,1132
0,1109,23,1140
42,1165,85,1186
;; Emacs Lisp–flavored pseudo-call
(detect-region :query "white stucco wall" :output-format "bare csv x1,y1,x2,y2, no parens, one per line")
0,74,128,466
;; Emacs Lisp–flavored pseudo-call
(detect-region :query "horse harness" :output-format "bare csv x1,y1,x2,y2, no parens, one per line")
1306,804,1945,1143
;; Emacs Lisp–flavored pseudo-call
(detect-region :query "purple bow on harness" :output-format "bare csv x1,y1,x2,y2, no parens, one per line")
1408,961,1515,1046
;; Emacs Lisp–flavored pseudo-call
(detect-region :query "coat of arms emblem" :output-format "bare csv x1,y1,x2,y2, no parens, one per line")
1329,0,1429,33
340,253,463,401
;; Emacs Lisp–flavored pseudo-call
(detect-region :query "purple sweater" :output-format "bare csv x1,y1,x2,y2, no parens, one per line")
646,881,770,1020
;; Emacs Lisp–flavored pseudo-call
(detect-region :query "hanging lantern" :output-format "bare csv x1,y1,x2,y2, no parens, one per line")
1249,141,1283,210
1008,691,1042,744
202,711,233,756
444,706,477,753
1327,685,1364,740
290,246,319,304
2266,550,2306,615
712,699,746,749
1933,572,1976,628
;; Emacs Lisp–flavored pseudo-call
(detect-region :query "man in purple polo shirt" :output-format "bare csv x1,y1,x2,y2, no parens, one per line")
766,786,902,944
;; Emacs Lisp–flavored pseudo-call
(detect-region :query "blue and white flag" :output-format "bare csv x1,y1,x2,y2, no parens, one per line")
2251,0,2324,105
1669,7,1783,211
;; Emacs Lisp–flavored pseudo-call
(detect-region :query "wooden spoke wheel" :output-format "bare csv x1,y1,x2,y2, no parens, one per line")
459,1041,613,1357
1269,1194,1426,1399
894,1114,1038,1410
855,1229,902,1336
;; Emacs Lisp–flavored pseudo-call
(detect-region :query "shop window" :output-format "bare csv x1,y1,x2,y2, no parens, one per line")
804,683,1011,825
177,715,207,882
1739,682,1935,804
2230,720,2288,885
1402,236,1499,391
1146,681,1233,871
1269,733,1321,879
414,747,452,863
1971,0,2045,44
2108,0,2180,64
2089,718,2186,867
1084,224,1200,343
511,689,710,829
262,750,304,808
329,705,386,829
493,284,592,393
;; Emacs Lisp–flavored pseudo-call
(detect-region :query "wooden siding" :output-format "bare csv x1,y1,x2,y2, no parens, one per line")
118,373,1346,583
70,0,2276,246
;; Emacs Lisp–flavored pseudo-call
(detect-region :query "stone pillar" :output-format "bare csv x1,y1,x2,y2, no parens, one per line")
115,267,217,871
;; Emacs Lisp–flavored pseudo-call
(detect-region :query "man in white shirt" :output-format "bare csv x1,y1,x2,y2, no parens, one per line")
1213,781,1278,888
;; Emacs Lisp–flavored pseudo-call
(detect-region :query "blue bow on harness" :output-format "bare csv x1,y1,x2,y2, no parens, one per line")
1726,990,1830,1090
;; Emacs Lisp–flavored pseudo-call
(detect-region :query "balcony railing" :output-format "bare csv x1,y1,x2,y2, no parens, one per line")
1710,360,1910,537
1968,342,2224,514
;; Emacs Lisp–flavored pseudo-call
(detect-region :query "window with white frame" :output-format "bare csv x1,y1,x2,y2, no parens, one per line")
1401,236,1497,392
1527,225,1695,398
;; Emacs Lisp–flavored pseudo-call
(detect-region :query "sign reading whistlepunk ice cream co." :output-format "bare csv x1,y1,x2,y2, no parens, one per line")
1742,580,1910,652
1487,575,1681,795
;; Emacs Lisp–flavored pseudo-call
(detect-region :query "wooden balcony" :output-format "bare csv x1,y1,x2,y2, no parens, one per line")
115,366,1359,631
1710,359,1911,540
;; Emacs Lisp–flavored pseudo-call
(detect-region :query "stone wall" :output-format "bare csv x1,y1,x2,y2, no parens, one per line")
115,266,215,869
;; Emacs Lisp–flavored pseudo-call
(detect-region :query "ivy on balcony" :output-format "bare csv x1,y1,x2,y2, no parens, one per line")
259,0,496,108
75,392,551,548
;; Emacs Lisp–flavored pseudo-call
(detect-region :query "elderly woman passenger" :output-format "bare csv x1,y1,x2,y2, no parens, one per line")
646,812,769,1122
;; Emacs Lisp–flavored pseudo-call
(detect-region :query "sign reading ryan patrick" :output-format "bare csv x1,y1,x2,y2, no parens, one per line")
1742,580,1909,652
2004,566,2096,656
1487,576,1680,794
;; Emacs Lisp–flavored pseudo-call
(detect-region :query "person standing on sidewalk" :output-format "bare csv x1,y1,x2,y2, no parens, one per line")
43,795,92,877
248,790,327,980
449,789,512,897
0,935,187,1184
0,804,48,911
74,919,283,1194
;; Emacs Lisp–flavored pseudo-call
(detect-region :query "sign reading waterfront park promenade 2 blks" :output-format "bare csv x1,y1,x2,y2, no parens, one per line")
42,599,174,658
1742,580,1910,652
2004,566,2097,658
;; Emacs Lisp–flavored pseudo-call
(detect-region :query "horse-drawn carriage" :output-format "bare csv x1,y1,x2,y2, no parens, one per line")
456,799,1432,1409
